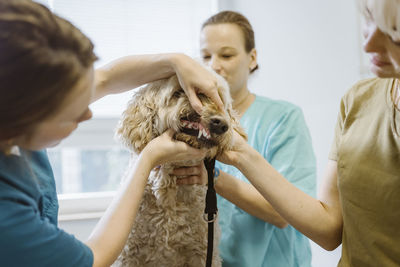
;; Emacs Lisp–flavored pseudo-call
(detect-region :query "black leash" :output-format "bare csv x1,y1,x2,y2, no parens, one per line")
203,157,218,267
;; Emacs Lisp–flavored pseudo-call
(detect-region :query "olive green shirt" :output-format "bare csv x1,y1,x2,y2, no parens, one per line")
329,78,400,266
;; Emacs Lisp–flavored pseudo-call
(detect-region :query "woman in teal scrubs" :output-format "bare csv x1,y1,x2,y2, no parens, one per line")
0,1,223,266
175,11,316,267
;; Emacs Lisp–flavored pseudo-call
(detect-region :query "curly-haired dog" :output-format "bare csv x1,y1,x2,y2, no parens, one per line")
113,70,245,267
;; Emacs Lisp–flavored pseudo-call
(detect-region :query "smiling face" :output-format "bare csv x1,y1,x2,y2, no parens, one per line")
361,1,400,78
200,23,257,98
14,68,94,150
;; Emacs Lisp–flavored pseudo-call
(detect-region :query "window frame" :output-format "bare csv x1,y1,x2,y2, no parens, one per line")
52,118,123,220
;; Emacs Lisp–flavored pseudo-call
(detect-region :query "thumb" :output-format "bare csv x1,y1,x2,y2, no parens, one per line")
209,89,224,112
186,89,203,114
163,128,175,138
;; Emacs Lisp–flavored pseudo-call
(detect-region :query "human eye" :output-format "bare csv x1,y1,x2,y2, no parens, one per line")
202,54,211,60
222,54,232,59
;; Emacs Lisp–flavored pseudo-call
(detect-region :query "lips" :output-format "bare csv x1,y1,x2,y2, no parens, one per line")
371,57,390,67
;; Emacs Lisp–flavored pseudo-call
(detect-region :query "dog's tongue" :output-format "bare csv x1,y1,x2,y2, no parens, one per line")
181,120,199,130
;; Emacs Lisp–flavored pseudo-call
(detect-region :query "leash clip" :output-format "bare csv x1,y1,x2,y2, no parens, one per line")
203,211,218,223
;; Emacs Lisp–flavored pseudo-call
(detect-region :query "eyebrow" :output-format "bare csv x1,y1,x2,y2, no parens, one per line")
201,47,236,53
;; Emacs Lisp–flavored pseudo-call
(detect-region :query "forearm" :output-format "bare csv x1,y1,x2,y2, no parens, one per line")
235,147,342,250
93,53,185,102
85,153,152,267
215,171,287,228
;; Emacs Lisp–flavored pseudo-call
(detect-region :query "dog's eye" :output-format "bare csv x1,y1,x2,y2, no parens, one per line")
172,90,184,98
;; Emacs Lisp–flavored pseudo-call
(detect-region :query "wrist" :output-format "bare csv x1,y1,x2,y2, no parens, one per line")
235,143,259,172
168,53,188,72
140,145,159,169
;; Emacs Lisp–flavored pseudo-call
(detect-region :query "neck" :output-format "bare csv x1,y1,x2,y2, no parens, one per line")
232,89,253,116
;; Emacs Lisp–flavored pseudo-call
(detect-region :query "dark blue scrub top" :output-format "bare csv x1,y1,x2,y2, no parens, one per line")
0,149,93,267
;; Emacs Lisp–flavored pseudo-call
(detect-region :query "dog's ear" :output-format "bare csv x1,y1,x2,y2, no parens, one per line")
115,83,160,153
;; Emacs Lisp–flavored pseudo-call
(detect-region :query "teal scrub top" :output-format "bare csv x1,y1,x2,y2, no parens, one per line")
216,95,316,267
0,149,93,267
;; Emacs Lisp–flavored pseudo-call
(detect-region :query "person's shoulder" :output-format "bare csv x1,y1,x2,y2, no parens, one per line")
344,77,391,102
254,95,301,115
0,150,43,203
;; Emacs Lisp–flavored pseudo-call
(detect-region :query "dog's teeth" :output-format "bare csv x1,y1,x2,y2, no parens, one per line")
202,129,207,139
198,129,203,138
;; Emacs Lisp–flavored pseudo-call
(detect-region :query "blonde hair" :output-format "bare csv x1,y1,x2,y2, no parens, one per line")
358,0,400,40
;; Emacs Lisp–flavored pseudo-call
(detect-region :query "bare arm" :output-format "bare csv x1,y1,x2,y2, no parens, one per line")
174,163,287,228
93,53,223,113
215,170,288,228
221,135,343,250
85,130,207,267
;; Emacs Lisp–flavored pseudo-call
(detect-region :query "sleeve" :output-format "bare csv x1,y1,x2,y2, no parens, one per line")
328,96,346,161
0,193,94,267
265,107,317,197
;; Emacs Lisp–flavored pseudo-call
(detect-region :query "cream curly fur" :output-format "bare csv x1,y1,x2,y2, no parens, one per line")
113,69,245,267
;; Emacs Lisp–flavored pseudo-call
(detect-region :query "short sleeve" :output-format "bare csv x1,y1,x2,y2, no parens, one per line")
329,96,346,161
0,188,93,267
265,107,317,197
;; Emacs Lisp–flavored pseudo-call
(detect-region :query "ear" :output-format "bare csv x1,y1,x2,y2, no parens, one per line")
115,85,159,153
249,48,257,72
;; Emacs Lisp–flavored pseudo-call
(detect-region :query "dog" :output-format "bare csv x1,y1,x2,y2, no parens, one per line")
113,69,245,267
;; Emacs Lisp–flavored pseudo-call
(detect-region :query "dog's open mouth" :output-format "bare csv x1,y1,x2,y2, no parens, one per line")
176,114,219,148
180,119,211,140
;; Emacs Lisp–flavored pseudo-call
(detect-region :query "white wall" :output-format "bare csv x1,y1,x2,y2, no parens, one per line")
61,1,369,266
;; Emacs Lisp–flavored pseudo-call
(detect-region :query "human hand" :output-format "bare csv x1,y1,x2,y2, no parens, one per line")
142,129,207,167
172,54,224,114
173,162,208,185
217,130,249,166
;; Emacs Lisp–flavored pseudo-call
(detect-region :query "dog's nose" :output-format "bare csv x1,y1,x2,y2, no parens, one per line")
209,117,228,135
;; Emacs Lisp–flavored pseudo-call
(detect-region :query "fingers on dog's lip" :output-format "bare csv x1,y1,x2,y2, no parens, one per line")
192,100,203,115
164,128,175,136
212,94,224,111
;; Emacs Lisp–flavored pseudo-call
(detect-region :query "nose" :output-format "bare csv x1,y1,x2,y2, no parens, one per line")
210,56,222,73
363,24,386,53
209,117,228,135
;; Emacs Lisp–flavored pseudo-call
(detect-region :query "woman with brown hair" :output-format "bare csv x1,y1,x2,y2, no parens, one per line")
175,11,316,266
0,1,223,266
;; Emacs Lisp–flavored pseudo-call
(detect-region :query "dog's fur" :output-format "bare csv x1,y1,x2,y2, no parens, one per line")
113,70,245,267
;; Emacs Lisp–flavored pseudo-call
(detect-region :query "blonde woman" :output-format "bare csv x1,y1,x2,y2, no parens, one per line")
216,1,400,266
